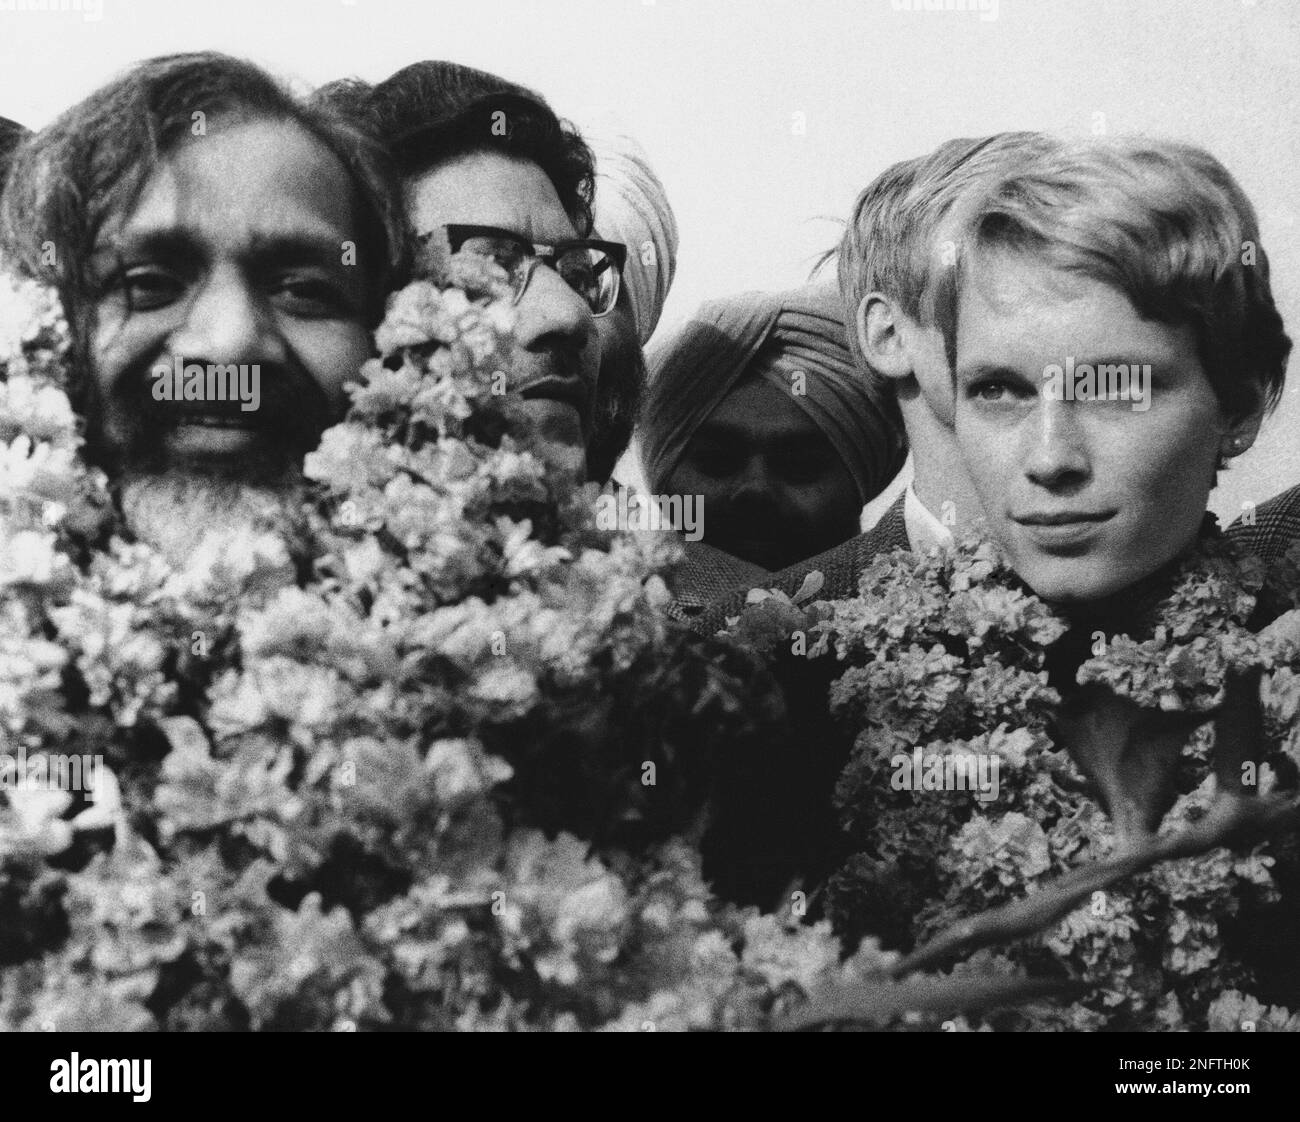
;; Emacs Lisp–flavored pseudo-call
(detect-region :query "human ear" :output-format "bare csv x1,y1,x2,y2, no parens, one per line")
855,293,913,381
1218,389,1266,464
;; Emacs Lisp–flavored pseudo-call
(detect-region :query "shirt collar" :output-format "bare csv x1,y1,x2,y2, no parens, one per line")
903,483,955,553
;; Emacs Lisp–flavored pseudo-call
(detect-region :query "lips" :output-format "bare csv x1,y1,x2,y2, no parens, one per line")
1013,510,1115,549
164,418,264,460
98,359,335,481
1017,511,1114,526
518,377,587,412
145,387,272,462
169,397,254,418
158,399,263,455
175,414,257,428
169,404,259,428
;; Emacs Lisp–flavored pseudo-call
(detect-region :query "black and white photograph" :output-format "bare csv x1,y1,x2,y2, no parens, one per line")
1,0,1298,1085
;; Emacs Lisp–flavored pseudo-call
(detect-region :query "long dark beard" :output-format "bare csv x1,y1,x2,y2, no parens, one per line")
118,468,311,570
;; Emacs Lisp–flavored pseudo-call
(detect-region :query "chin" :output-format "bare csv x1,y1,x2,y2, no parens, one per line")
519,400,585,446
1014,555,1143,607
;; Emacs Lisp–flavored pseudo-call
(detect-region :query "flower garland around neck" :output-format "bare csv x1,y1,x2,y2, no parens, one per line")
727,533,1300,1031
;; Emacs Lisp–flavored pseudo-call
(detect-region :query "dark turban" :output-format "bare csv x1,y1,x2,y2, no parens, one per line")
641,282,906,502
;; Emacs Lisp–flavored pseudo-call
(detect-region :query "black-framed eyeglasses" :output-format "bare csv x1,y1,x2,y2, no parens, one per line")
443,224,627,317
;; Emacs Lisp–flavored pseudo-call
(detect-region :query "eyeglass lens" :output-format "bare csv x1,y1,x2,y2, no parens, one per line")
455,234,618,314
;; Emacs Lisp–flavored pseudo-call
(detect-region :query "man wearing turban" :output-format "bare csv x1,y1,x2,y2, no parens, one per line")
640,282,907,612
585,123,679,484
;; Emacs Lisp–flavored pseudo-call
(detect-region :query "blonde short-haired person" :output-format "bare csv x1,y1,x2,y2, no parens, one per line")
946,137,1289,610
704,134,1293,906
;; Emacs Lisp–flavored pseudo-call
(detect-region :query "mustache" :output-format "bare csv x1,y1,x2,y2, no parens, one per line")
132,360,329,419
515,358,583,396
90,358,339,475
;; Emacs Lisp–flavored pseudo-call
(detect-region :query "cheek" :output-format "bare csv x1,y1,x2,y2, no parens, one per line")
681,476,734,516
1096,408,1222,571
90,311,154,393
293,323,372,408
578,338,601,393
790,468,861,525
914,361,958,426
956,412,1017,501
1116,406,1221,510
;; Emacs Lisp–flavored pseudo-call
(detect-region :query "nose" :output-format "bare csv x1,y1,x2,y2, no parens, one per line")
512,262,594,355
729,456,779,511
167,266,284,367
1022,397,1091,490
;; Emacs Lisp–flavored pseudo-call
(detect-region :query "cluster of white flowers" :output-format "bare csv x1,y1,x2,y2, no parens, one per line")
0,261,925,1032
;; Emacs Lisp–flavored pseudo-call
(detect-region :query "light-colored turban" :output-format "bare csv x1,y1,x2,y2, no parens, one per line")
587,127,678,344
641,282,907,503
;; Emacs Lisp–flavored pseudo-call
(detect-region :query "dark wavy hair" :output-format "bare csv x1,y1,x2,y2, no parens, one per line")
0,52,407,408
318,60,596,236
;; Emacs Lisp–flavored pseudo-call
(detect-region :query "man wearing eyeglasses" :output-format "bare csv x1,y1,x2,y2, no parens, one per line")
320,62,618,466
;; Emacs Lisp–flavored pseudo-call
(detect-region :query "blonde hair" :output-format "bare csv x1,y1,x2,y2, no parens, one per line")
940,136,1291,416
837,132,1056,377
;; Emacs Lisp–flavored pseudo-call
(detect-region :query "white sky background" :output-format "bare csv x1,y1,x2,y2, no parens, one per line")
2,0,1298,521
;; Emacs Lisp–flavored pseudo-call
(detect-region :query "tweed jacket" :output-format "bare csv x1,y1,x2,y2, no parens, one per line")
665,540,772,622
1226,484,1300,567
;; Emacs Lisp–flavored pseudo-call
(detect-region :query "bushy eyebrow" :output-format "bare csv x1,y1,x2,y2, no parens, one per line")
90,224,352,271
954,361,1025,382
88,229,198,272
244,230,355,270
